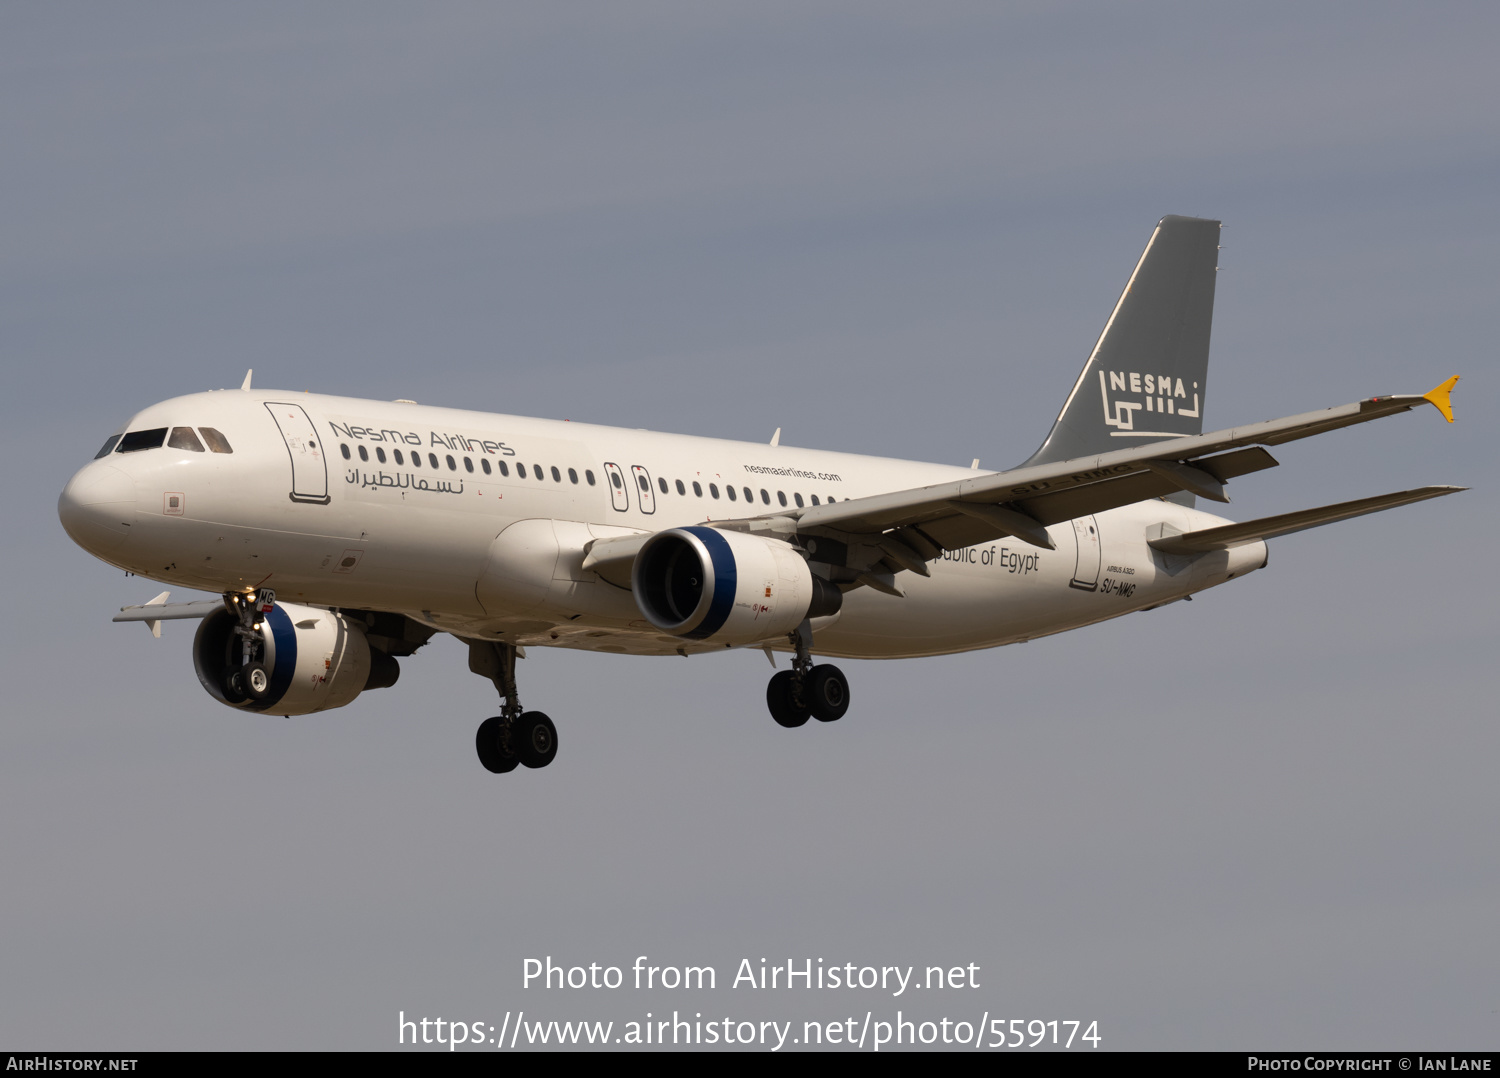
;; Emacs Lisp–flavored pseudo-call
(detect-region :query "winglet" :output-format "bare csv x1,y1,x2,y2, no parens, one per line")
241,369,253,391
1423,375,1459,423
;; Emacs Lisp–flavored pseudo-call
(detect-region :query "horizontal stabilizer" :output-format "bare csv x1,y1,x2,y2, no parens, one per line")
1147,486,1465,554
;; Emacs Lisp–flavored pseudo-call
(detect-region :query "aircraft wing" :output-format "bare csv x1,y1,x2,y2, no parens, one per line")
112,591,223,637
778,379,1459,559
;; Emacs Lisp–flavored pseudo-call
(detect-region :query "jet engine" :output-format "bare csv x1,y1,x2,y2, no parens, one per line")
632,526,841,645
192,600,399,716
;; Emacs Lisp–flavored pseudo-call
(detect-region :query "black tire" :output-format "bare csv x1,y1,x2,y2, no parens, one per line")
243,662,272,701
767,670,810,728
807,664,850,722
516,711,558,769
476,716,519,774
223,668,248,705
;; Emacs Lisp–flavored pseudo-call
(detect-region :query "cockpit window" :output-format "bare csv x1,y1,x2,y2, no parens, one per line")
116,428,168,453
168,427,205,452
94,435,122,459
199,428,233,454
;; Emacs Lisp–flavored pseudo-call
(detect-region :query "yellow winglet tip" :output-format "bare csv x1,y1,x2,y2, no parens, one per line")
1423,375,1459,423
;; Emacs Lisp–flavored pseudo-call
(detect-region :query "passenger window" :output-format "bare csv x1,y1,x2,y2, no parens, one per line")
428,453,439,469
198,428,233,454
692,481,702,497
794,493,803,508
726,486,737,502
340,444,351,460
464,457,474,473
359,445,370,462
568,468,578,484
709,483,719,499
411,452,421,467
94,435,122,459
658,476,668,494
638,475,649,491
499,461,509,477
611,471,622,489
117,428,168,453
168,427,205,452
586,470,596,486
676,479,686,495
445,454,456,471
551,466,561,482
517,462,527,478
777,491,787,507
376,447,387,463
743,487,753,503
810,494,820,505
481,458,491,475
760,489,770,504
394,449,404,465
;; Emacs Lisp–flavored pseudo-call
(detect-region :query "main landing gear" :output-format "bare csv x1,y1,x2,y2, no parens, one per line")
469,640,558,774
221,588,274,704
766,619,850,728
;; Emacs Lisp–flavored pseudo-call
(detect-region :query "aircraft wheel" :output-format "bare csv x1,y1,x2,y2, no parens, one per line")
244,662,272,701
223,668,248,704
516,711,558,769
806,664,850,722
476,716,519,774
767,670,810,728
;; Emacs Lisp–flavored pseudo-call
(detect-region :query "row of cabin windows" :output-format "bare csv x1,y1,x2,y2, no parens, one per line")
338,442,841,508
642,473,837,507
97,426,233,458
339,443,596,486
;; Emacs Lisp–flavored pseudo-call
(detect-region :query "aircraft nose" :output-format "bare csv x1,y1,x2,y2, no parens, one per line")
58,463,138,550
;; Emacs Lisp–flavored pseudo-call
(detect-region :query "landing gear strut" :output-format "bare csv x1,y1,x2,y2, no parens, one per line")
766,619,850,727
470,640,558,774
221,589,273,703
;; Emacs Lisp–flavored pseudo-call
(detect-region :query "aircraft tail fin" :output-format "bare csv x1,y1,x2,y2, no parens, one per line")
1022,215,1221,470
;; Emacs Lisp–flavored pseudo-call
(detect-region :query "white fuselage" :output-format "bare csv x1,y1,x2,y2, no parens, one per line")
58,390,1267,659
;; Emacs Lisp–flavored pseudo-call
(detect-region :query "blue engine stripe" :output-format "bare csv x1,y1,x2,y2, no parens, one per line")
246,604,298,712
681,527,737,640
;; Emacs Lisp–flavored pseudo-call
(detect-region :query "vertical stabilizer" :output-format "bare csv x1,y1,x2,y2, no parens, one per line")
1022,215,1220,469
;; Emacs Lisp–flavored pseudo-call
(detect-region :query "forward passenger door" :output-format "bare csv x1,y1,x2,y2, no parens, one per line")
264,402,330,504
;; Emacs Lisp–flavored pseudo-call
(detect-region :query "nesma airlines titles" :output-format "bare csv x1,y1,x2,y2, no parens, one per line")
58,216,1463,775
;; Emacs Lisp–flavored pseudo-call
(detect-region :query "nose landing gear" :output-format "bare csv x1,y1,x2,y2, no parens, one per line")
766,619,850,727
469,640,559,774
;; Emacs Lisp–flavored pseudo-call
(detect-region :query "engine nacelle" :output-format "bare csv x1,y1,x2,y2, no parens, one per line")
193,601,397,716
632,527,841,645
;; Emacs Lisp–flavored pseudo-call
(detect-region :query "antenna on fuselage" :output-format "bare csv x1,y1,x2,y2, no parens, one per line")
241,369,253,391
769,428,781,446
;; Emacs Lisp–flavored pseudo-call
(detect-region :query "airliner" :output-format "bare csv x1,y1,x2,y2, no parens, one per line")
57,216,1462,774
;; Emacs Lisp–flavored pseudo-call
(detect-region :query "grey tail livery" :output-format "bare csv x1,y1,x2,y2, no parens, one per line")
1022,215,1222,481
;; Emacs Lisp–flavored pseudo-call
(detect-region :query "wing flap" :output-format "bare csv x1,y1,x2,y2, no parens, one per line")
857,446,1281,554
1147,486,1465,554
